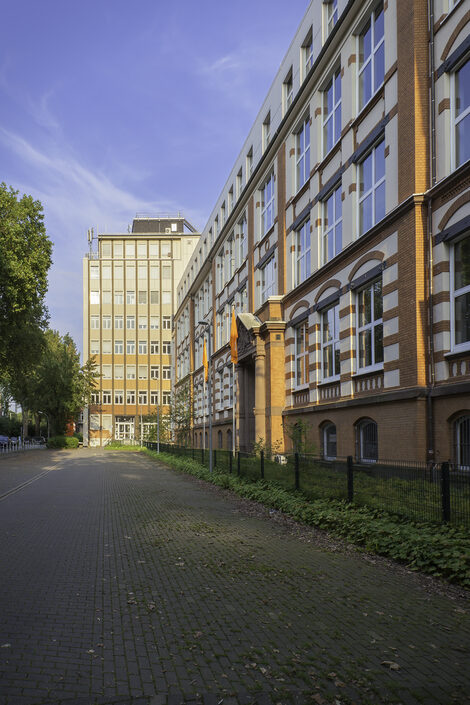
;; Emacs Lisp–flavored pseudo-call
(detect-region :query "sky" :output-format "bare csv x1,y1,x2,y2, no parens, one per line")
1,0,309,353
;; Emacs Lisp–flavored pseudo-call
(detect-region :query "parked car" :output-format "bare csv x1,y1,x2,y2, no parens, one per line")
31,436,46,445
0,435,9,447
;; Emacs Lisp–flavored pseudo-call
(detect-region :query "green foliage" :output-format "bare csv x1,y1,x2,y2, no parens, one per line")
252,436,282,460
104,441,140,450
144,449,470,588
0,183,52,376
46,435,79,449
165,381,192,445
284,418,316,454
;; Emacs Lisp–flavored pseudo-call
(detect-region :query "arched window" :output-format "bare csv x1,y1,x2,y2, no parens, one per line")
323,423,337,460
357,419,378,462
455,415,470,469
227,428,233,452
218,430,223,449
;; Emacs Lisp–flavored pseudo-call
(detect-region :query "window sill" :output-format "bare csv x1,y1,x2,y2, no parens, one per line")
352,365,384,377
351,85,385,132
445,347,470,359
317,377,340,386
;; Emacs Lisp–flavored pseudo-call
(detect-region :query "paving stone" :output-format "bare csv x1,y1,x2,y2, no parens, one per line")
0,449,469,705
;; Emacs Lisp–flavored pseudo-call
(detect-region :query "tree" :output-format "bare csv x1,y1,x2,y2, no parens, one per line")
13,330,98,436
0,183,52,375
166,382,192,446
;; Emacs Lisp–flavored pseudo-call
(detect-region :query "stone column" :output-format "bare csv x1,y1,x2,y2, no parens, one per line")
253,338,266,444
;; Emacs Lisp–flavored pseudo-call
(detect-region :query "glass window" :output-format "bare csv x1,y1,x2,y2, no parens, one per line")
162,391,171,405
150,317,159,330
127,340,135,354
114,340,124,354
102,390,111,404
114,390,124,405
358,3,384,110
323,185,342,264
150,341,159,355
138,391,148,405
283,69,293,114
323,69,341,155
90,291,100,305
126,365,136,379
137,242,146,259
125,242,135,258
357,280,383,370
150,290,159,304
90,265,99,279
126,290,135,305
162,342,171,354
162,366,171,380
138,340,147,355
452,236,470,349
326,0,338,36
102,340,111,355
162,316,171,329
115,291,124,305
455,415,470,469
296,117,310,190
295,220,311,286
359,140,385,235
138,317,147,329
138,365,147,379
114,365,124,379
261,257,276,303
303,29,313,79
115,315,123,329
126,390,135,405
114,242,123,258
150,366,159,379
102,316,111,329
90,339,100,354
295,321,309,387
454,59,470,168
150,391,159,405
358,419,378,462
126,316,135,329
138,290,147,304
261,172,275,235
263,113,271,152
102,365,111,379
323,423,337,460
322,303,341,379
90,316,100,330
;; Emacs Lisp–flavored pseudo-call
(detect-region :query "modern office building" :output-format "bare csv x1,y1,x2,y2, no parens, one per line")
174,0,470,465
83,216,199,446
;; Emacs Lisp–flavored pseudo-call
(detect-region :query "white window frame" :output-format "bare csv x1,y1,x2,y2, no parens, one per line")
357,3,384,111
138,340,147,355
126,366,136,380
283,68,293,115
114,390,124,405
323,68,341,157
294,219,311,287
358,419,378,463
261,172,275,236
450,235,470,353
326,0,338,37
358,139,385,236
302,28,313,80
150,341,159,355
126,390,136,405
356,279,383,373
296,116,310,191
162,366,171,380
451,57,470,171
162,316,171,330
260,256,276,303
102,316,111,330
138,391,148,405
102,391,111,404
323,185,342,265
126,316,135,330
114,340,124,355
126,340,135,354
321,303,341,381
294,321,309,388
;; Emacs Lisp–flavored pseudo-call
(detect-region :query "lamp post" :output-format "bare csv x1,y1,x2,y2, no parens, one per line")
198,320,213,473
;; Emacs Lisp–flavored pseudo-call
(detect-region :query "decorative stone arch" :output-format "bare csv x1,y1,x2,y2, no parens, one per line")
437,193,470,232
441,12,470,61
320,419,337,459
348,251,385,282
447,410,470,467
289,299,310,320
315,279,342,303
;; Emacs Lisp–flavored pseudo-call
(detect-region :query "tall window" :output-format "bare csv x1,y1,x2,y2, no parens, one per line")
323,69,341,155
453,59,470,169
454,415,470,469
114,390,124,405
162,316,171,330
262,112,271,152
357,419,378,462
358,3,384,110
452,235,470,350
261,172,275,235
238,217,247,266
326,0,338,37
295,219,311,286
296,117,310,190
302,29,313,79
261,257,276,303
322,304,340,379
323,423,337,460
295,321,309,387
126,390,135,405
138,340,147,355
323,185,342,264
114,340,124,354
283,69,293,114
358,140,385,235
126,315,135,329
357,280,383,370
217,248,225,291
102,316,111,329
126,290,135,305
127,340,135,354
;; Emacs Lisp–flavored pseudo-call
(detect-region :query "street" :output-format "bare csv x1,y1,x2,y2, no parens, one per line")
0,449,469,705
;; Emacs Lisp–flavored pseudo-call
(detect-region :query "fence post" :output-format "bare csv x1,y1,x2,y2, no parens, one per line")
295,453,300,490
441,462,451,523
237,451,241,476
260,450,264,479
347,455,354,503
229,451,232,474
213,449,217,469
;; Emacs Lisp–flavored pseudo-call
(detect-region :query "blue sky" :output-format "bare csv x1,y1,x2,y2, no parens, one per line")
1,0,308,352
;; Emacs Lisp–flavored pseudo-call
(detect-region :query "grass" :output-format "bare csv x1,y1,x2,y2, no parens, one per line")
142,447,470,589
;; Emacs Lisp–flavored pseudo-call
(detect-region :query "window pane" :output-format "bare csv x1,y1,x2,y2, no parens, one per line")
373,280,383,318
455,238,470,289
360,21,371,62
359,288,371,326
456,61,470,118
455,292,470,345
374,6,384,44
361,152,373,193
375,141,385,179
456,113,470,167
359,329,372,368
360,194,372,235
375,181,386,223
374,324,384,363
359,62,372,107
374,41,385,92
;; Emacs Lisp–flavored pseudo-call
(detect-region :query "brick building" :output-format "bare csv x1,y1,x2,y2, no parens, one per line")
173,0,470,464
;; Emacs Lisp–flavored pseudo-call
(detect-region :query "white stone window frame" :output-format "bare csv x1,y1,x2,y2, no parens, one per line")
126,390,136,405
126,340,135,355
260,256,276,304
356,3,384,112
260,171,275,237
294,219,311,287
356,279,384,373
150,366,159,380
302,28,313,80
321,303,341,381
357,139,385,237
294,320,309,389
114,390,124,405
450,56,470,172
323,184,342,265
102,390,112,404
162,366,171,380
138,391,148,405
450,234,470,353
322,67,341,158
114,340,124,355
296,115,310,192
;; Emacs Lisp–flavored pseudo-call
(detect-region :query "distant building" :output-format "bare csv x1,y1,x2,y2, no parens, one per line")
83,216,199,446
174,0,470,465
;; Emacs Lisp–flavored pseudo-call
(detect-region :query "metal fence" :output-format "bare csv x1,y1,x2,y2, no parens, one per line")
0,439,47,455
145,442,470,527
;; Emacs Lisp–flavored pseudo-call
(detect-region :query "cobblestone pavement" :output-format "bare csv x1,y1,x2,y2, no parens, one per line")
0,449,469,705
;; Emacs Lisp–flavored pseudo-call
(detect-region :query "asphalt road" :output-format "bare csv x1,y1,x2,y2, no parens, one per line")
0,449,469,705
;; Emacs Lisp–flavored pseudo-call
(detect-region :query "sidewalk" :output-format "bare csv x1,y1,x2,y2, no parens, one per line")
0,449,468,704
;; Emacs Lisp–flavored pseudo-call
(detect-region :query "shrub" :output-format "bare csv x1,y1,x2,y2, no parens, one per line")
46,435,79,449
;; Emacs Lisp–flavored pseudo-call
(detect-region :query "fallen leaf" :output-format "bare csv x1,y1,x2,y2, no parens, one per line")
381,660,400,671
